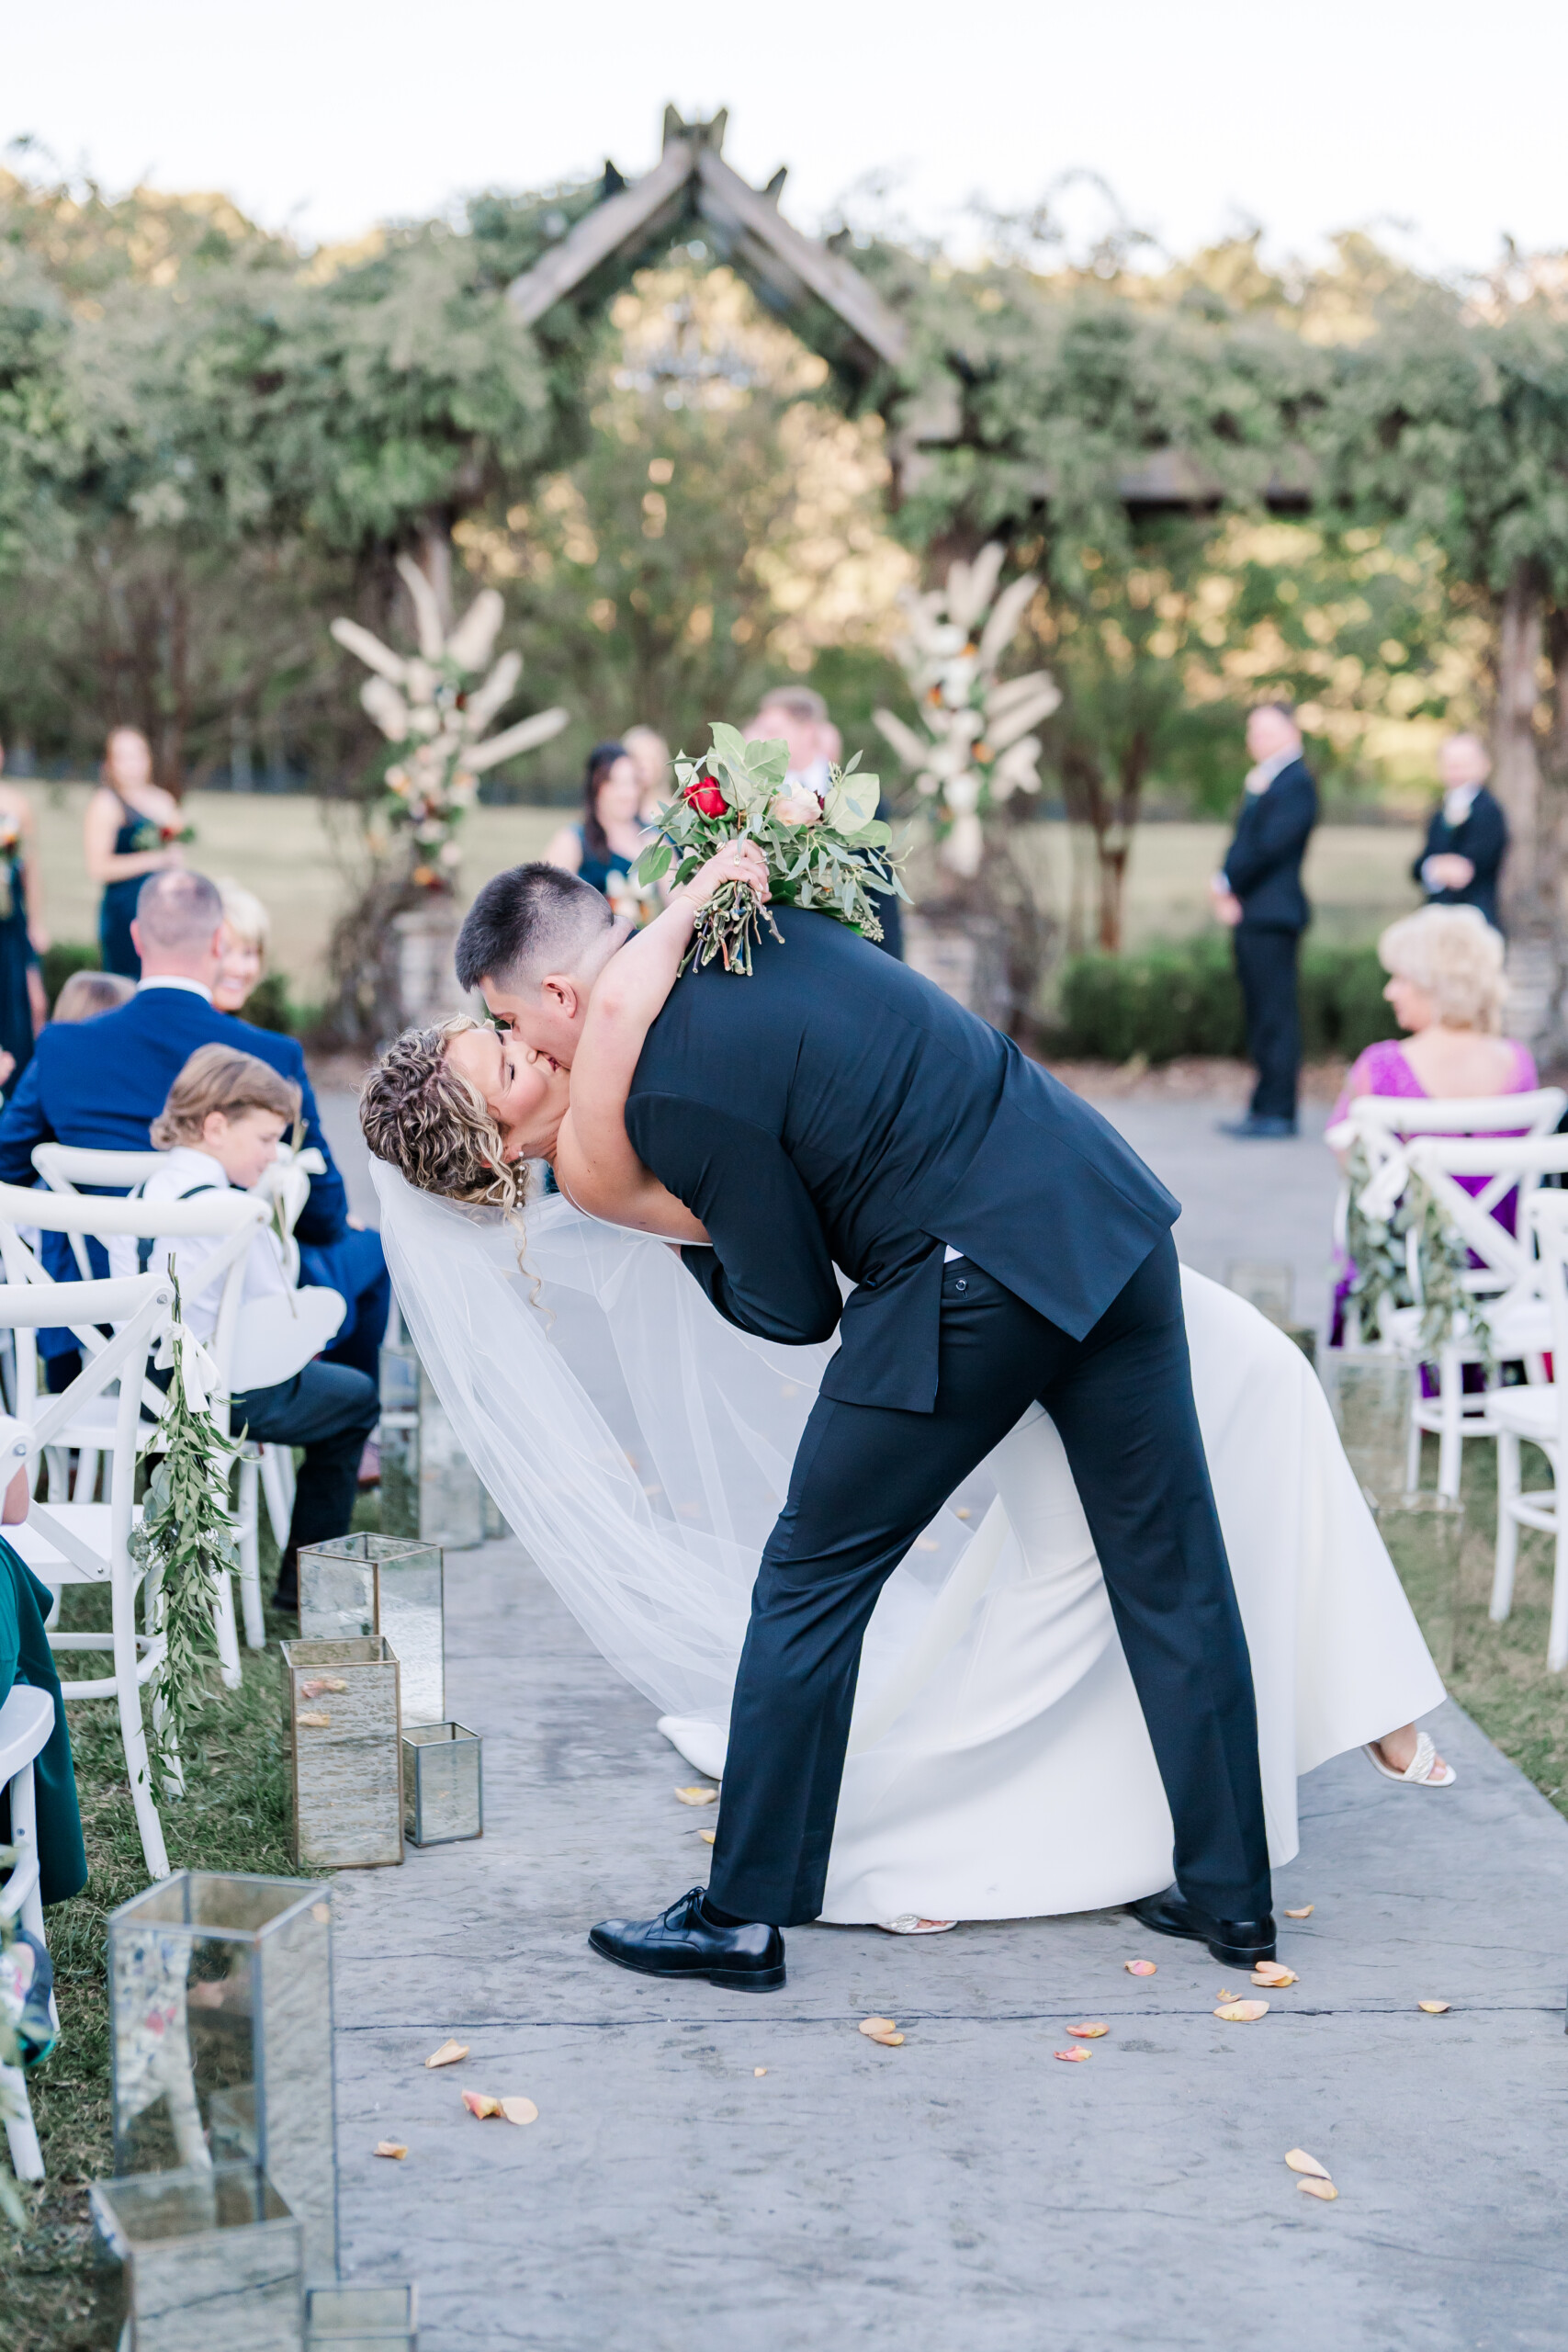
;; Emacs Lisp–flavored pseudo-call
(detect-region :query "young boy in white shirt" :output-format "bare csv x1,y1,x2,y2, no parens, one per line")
117,1045,378,1612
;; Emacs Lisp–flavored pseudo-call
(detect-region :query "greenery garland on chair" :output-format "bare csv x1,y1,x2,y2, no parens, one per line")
0,1875,29,2224
129,1280,240,1797
1344,1138,1495,1370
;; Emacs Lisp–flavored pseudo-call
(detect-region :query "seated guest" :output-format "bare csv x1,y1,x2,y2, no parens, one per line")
1329,906,1535,1351
0,871,386,1392
0,1419,86,2069
1330,904,1530,1126
1413,733,1507,933
213,879,270,1015
211,877,390,1385
109,1046,378,1611
51,970,134,1023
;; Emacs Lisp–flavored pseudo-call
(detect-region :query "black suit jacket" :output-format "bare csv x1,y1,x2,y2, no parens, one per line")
625,910,1179,1414
1224,756,1317,932
1412,786,1506,932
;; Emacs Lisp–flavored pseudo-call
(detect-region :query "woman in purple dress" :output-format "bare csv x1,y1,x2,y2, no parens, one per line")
1331,906,1532,1128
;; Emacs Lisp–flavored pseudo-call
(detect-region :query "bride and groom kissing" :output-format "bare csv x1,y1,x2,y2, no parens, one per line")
360,845,1447,1989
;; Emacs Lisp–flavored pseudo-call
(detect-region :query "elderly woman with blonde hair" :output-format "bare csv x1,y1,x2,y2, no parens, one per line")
1329,904,1531,1124
213,878,271,1017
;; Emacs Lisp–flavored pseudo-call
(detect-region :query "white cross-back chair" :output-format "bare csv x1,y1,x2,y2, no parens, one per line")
1387,1134,1568,1498
1493,1192,1568,1670
0,1682,55,2182
0,1183,268,1694
0,1271,175,1877
1329,1089,1568,1346
25,1149,327,1657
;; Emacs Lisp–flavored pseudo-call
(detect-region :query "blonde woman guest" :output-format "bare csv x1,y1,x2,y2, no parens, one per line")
85,726,185,978
622,724,671,825
0,735,48,1077
1329,906,1531,1129
214,879,270,1016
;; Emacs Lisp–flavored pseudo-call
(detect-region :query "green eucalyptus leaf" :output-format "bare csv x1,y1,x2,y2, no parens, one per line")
637,841,673,885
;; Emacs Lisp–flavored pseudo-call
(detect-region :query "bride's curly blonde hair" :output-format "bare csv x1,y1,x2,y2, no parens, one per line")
359,1015,527,1216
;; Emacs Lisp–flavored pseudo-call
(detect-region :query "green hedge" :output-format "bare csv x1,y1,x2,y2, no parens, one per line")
1051,935,1398,1063
41,940,101,1010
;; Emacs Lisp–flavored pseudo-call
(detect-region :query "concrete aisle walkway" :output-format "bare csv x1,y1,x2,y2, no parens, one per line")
332,1542,1568,2352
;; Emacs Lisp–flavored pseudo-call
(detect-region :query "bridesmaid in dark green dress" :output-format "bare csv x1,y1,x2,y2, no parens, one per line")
0,735,47,1083
83,726,184,981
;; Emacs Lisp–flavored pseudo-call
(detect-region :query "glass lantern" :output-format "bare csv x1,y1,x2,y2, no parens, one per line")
298,1534,444,1728
107,1873,335,2278
402,1723,483,1847
92,2164,302,2352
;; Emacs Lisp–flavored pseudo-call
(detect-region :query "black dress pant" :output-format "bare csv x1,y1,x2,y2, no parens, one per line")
706,1234,1270,1928
1234,922,1303,1123
230,1361,378,1567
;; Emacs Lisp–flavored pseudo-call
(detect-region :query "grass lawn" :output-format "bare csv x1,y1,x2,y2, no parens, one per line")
3,1443,1565,2348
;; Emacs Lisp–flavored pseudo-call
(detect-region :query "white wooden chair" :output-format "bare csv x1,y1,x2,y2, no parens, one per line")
0,1683,55,2183
1386,1134,1568,1498
1493,1192,1568,1670
30,1143,322,1645
1328,1087,1567,1349
0,1272,176,1876
0,1184,267,1692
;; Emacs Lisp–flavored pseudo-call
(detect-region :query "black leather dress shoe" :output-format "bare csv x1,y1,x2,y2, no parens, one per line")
1126,1884,1277,1966
1218,1114,1297,1139
590,1887,786,1991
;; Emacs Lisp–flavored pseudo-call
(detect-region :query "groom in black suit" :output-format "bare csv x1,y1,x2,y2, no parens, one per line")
458,866,1276,1982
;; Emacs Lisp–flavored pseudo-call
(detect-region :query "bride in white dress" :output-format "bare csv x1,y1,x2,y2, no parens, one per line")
362,848,1449,1929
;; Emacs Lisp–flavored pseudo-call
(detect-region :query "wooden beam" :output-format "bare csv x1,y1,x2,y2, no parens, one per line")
506,140,698,327
694,148,908,372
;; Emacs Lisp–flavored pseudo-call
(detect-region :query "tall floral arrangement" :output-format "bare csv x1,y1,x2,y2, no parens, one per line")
332,556,569,892
874,545,1061,878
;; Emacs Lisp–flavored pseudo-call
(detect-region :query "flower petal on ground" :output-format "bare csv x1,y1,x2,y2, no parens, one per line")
1297,2177,1338,2201
1285,2149,1331,2179
500,2098,538,2127
859,2016,898,2039
425,2040,468,2070
1252,1963,1297,1987
1418,2000,1450,2014
1124,1959,1157,1976
1066,2022,1109,2039
1283,1905,1314,1918
462,2091,503,2119
1214,1998,1269,2023
374,2141,407,2159
754,2068,767,2077
675,1786,717,1806
698,1828,716,1844
1053,2047,1090,2062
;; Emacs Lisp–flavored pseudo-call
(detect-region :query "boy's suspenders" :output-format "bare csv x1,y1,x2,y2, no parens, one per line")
134,1182,220,1272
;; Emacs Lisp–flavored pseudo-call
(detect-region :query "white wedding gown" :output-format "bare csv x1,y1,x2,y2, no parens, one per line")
374,1170,1444,1923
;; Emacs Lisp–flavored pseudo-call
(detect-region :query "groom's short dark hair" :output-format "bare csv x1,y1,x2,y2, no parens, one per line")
455,862,615,993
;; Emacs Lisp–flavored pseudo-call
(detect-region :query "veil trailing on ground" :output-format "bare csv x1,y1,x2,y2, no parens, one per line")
369,1169,983,1740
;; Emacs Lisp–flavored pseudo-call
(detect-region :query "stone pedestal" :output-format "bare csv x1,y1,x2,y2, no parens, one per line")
902,909,1010,1029
391,900,468,1033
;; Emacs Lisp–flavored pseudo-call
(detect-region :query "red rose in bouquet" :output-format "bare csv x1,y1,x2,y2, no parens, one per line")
683,777,728,819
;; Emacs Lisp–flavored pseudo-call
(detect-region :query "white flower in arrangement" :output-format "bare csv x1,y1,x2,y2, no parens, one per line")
331,554,570,892
875,543,1061,879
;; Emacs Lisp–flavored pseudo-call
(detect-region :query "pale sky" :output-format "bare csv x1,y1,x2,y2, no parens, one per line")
4,0,1565,277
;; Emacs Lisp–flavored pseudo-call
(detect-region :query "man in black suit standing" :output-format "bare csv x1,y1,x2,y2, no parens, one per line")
1413,731,1507,933
1211,702,1318,1139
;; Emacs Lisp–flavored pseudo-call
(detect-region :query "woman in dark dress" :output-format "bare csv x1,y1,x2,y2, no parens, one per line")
544,741,651,914
83,726,185,979
0,735,49,1084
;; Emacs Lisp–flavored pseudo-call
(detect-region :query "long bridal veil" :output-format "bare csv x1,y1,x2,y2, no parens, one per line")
370,1169,980,1735
373,1166,1445,1922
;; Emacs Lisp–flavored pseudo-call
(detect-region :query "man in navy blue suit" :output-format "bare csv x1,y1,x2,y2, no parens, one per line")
1211,702,1319,1138
0,871,389,1598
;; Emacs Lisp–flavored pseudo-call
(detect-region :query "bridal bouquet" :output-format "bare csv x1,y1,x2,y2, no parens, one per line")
636,721,908,975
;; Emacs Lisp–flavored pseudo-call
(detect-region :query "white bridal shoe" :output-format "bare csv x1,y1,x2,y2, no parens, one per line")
1363,1729,1456,1787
